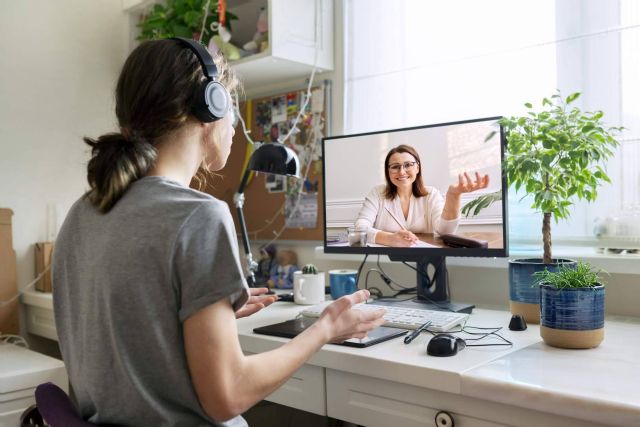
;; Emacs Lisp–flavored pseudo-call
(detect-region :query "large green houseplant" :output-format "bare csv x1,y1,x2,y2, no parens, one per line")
137,0,238,46
463,92,621,322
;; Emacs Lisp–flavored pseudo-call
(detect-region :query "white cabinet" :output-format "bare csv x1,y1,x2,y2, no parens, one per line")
0,344,67,426
123,0,334,92
325,370,604,427
265,363,326,416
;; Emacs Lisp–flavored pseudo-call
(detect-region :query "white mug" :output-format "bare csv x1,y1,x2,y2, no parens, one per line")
293,271,325,305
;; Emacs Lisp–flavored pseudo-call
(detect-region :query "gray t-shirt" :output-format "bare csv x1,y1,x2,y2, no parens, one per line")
52,176,250,427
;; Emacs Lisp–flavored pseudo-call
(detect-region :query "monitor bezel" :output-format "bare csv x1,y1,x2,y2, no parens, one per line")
322,116,509,258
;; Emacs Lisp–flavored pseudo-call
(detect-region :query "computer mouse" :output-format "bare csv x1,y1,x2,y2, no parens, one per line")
426,334,466,357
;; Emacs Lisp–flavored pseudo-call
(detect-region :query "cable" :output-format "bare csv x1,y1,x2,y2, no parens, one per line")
239,0,324,245
355,253,368,290
0,334,28,348
427,325,514,348
376,256,414,290
0,265,51,308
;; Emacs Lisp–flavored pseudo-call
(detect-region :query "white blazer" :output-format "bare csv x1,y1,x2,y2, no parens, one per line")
355,184,459,244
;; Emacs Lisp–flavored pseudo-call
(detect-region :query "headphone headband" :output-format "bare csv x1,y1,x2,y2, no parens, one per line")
172,37,219,80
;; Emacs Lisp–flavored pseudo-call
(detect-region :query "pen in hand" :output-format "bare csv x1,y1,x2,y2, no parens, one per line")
403,320,432,344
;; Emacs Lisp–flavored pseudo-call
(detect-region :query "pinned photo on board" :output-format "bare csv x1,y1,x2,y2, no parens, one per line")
271,95,287,123
266,174,286,193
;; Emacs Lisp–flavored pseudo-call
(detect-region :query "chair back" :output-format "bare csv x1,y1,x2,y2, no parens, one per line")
32,382,98,427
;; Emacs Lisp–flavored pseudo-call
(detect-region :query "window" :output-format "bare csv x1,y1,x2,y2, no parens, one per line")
344,0,640,247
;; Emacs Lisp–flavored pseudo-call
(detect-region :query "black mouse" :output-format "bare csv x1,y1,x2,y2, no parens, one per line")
426,334,466,357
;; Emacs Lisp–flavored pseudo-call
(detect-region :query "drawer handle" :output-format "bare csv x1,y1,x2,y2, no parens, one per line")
435,411,454,427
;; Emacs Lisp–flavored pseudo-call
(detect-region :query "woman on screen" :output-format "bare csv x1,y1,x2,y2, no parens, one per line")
355,144,489,247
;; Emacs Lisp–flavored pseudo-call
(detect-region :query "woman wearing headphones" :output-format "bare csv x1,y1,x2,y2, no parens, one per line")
52,39,384,426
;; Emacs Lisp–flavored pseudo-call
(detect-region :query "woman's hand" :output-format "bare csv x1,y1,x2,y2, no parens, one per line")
235,287,278,319
448,172,489,195
376,230,419,247
318,290,386,342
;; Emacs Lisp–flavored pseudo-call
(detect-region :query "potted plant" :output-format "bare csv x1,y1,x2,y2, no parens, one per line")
137,0,238,46
293,264,325,305
463,92,621,323
301,264,319,275
533,262,606,348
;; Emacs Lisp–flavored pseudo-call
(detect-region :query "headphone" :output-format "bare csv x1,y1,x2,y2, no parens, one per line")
172,37,230,123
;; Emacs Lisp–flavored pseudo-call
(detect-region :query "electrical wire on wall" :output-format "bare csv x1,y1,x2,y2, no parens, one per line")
240,0,325,247
194,0,325,247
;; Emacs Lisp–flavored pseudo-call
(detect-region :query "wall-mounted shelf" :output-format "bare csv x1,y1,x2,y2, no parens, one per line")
123,0,333,92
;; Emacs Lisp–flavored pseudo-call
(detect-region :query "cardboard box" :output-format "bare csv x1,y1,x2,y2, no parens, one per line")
0,208,19,335
35,242,54,293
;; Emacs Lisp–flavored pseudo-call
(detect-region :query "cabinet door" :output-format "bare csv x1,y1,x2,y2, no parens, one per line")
265,363,326,416
270,0,333,70
326,370,604,427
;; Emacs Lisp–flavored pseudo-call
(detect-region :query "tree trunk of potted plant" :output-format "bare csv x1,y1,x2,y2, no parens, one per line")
542,212,552,265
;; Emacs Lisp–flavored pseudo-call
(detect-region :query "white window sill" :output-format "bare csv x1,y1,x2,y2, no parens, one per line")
313,246,640,275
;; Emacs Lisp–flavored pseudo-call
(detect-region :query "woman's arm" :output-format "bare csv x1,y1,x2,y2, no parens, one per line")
373,230,418,247
183,290,384,422
355,187,384,244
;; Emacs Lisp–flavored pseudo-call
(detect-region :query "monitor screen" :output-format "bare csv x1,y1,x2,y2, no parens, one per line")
322,117,508,259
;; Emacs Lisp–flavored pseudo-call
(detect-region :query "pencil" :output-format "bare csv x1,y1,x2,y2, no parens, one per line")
384,206,406,230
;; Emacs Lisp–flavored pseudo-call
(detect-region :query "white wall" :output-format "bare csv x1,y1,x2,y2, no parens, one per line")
0,2,129,291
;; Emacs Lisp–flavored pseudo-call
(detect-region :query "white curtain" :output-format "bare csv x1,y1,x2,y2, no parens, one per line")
344,0,640,245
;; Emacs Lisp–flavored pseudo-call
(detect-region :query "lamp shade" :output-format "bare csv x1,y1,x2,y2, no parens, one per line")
247,143,300,177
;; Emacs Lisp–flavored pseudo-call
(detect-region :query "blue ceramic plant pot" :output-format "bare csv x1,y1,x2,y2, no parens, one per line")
540,284,605,349
508,258,576,324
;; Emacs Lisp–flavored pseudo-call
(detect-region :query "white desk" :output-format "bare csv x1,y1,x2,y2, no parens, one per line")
237,303,640,427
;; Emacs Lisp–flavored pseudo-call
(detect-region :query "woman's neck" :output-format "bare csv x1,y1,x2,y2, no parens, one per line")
147,124,203,187
396,187,412,200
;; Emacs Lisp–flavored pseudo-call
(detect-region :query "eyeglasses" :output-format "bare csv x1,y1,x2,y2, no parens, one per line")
388,161,418,173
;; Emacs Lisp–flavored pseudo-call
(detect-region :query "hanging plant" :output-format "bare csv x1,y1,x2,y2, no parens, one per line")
137,0,238,46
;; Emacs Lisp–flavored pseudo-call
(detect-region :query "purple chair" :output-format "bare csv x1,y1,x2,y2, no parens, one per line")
20,382,100,427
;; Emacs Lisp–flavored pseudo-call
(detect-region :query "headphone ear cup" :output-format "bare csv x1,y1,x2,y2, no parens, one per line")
192,80,229,122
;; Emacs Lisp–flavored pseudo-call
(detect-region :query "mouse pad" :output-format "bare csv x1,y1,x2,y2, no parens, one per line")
253,317,408,348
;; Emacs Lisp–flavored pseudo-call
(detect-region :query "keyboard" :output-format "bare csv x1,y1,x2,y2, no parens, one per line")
300,302,469,332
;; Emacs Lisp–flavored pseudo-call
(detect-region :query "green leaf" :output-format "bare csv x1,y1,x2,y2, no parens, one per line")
566,92,581,104
484,130,497,143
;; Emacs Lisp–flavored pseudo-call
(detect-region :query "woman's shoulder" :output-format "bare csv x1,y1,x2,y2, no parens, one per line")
371,184,386,196
124,176,231,222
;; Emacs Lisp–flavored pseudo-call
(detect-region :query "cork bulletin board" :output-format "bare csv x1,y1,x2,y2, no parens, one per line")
205,86,327,242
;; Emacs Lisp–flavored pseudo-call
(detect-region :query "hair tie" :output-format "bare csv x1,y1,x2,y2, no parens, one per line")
121,127,132,140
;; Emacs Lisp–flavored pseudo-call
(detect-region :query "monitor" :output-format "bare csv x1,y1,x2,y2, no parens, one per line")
322,117,508,313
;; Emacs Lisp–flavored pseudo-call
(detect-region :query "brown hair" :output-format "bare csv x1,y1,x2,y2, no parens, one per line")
84,39,239,213
383,144,428,199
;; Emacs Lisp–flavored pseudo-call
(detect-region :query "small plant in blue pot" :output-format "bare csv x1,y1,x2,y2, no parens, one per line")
534,262,606,349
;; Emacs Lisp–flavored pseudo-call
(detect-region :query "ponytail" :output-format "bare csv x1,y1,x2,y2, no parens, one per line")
84,133,157,213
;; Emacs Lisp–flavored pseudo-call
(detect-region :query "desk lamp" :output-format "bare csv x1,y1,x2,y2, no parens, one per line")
234,143,300,286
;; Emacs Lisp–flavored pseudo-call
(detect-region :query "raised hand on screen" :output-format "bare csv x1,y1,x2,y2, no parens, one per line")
448,172,489,196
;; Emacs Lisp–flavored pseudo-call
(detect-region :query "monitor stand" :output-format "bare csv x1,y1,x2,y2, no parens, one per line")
385,255,475,314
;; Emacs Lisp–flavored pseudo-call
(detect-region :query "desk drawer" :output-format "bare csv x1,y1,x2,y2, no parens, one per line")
326,370,604,427
24,304,58,341
266,364,326,416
